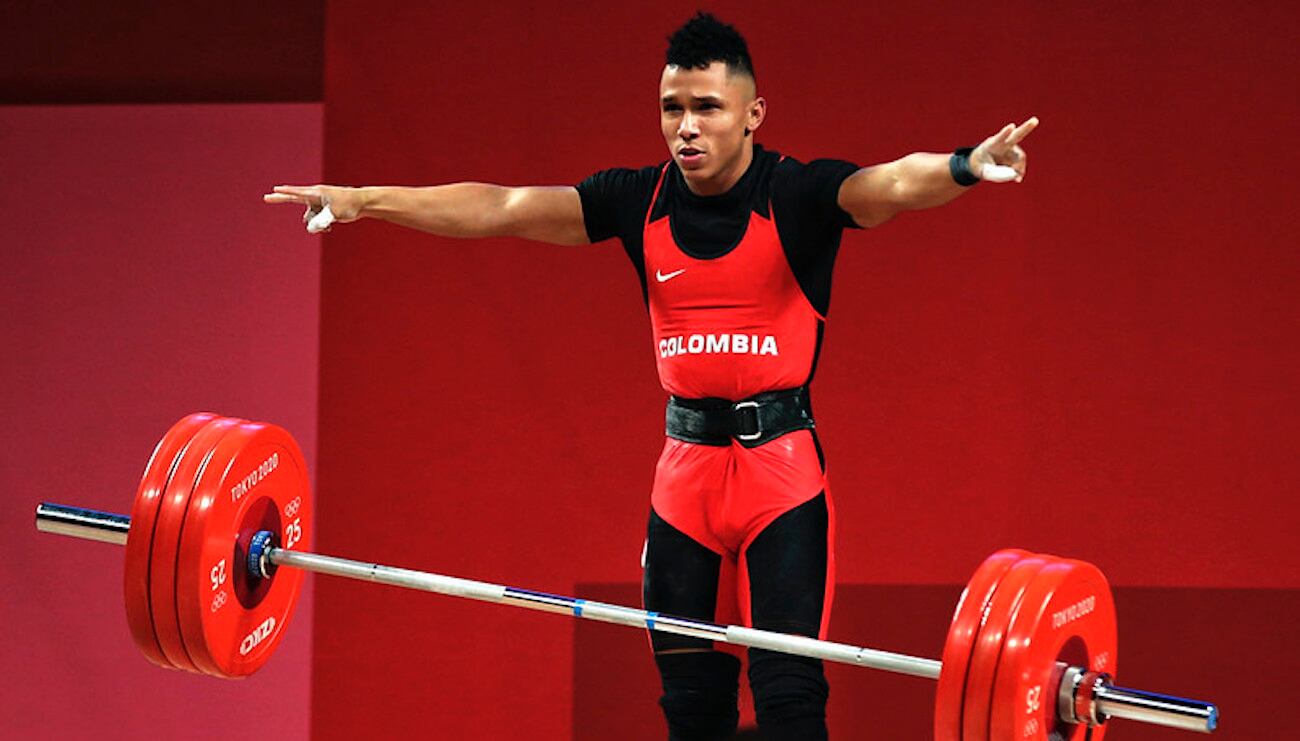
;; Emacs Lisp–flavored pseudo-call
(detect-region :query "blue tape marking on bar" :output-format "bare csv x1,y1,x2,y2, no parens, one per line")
574,599,585,617
647,611,659,630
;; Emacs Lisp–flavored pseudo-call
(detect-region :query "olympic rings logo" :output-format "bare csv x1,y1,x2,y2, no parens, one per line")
210,590,228,613
283,496,302,518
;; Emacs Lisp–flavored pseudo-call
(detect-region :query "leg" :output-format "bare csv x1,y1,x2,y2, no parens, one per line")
743,492,832,740
644,508,741,741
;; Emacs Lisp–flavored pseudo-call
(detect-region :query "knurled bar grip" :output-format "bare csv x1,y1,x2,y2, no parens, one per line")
35,502,1217,733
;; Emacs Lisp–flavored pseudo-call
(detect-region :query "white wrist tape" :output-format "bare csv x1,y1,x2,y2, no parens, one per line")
980,164,1020,183
306,204,336,234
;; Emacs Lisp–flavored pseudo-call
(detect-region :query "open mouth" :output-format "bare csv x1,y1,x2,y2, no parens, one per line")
678,147,705,165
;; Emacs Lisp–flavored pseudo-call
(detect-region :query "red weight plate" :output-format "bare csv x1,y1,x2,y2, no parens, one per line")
962,554,1053,741
150,416,242,673
123,413,218,669
176,419,311,678
989,557,1117,741
934,549,1030,741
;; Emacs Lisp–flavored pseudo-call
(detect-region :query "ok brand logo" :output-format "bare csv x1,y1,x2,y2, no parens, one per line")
240,616,277,656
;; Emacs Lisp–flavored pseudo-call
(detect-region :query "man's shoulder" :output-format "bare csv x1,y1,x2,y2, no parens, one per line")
582,163,665,190
575,162,669,244
576,163,667,218
769,149,861,196
768,148,858,175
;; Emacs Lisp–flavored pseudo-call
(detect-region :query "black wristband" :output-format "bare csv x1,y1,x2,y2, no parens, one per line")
950,147,980,187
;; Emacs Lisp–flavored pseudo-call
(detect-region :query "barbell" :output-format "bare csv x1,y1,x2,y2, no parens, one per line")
35,413,1219,738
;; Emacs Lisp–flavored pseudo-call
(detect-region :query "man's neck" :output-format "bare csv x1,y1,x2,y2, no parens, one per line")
684,142,755,196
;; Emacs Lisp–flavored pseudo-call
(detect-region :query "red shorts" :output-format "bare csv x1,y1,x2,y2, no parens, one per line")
647,429,836,641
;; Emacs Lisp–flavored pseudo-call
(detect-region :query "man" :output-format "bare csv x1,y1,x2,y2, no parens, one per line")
266,12,1035,740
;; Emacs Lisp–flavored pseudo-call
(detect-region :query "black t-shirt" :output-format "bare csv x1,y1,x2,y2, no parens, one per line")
576,145,861,316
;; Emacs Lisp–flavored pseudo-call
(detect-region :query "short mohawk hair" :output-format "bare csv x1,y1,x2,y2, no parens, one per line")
665,12,755,81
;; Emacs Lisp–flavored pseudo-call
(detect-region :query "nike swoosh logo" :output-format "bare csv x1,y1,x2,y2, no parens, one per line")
656,268,686,283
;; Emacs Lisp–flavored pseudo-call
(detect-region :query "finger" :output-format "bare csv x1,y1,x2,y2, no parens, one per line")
271,184,320,196
998,147,1024,167
990,122,1016,146
264,193,309,204
272,185,325,205
1006,116,1040,146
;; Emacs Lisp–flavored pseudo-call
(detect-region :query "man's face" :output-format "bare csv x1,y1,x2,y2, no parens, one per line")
659,61,765,194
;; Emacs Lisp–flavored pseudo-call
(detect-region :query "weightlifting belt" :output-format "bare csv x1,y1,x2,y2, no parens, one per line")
665,387,815,448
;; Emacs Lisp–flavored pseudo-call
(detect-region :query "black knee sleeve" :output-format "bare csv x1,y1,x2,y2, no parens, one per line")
655,651,741,741
748,649,829,741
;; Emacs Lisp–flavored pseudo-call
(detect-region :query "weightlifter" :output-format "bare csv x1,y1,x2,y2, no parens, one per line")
265,12,1036,740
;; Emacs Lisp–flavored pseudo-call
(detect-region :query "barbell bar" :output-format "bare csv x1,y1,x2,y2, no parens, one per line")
33,414,1219,738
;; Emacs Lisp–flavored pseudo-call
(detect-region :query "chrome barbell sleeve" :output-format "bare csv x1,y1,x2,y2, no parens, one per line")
36,502,130,545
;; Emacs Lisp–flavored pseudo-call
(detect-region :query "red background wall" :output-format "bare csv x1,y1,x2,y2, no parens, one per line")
0,0,323,103
315,1,1297,739
3,7,323,739
1,105,320,739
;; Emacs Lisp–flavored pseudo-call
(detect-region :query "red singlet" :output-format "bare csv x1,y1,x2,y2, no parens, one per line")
642,164,835,637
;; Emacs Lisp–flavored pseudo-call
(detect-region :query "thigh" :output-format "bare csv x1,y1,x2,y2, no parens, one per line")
742,491,832,639
643,508,730,652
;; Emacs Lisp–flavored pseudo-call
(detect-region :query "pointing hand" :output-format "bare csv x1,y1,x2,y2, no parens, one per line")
969,117,1038,183
263,185,365,233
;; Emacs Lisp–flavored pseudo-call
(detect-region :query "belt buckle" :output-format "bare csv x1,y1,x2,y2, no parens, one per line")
732,400,762,442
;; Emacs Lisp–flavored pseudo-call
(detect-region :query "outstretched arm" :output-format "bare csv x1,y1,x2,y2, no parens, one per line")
837,116,1038,228
262,183,590,246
